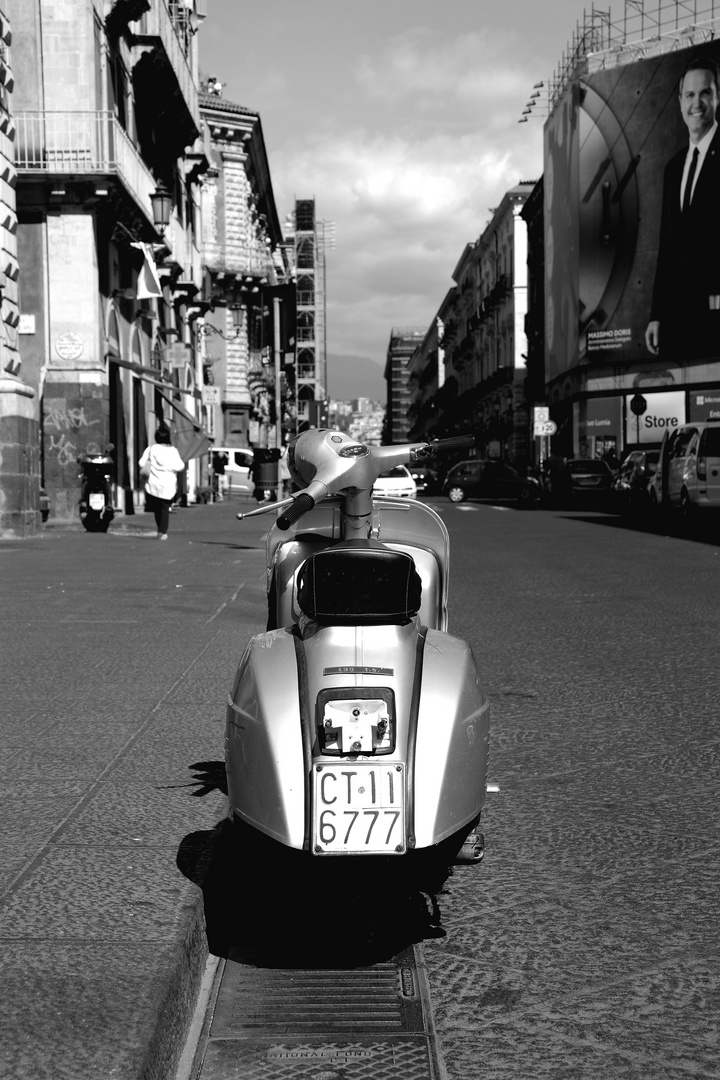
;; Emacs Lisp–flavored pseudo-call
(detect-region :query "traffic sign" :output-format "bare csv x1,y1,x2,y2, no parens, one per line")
534,420,557,436
630,394,647,417
533,406,550,424
202,386,220,405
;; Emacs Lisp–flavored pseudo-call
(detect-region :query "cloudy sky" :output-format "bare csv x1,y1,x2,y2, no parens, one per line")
199,0,592,375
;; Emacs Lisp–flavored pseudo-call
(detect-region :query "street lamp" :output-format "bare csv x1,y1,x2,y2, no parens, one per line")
150,183,172,234
197,304,245,340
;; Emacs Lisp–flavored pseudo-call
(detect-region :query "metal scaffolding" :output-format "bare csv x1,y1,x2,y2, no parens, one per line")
288,199,334,426
520,0,720,121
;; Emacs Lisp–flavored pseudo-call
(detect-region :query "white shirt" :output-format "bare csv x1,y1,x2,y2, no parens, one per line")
680,121,717,208
139,443,185,500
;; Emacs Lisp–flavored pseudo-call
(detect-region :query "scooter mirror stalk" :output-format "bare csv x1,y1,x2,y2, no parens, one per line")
236,496,295,521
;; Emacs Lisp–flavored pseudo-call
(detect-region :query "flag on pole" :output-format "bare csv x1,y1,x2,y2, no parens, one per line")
131,242,163,299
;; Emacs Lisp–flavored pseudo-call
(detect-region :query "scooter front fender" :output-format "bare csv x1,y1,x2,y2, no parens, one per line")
225,629,306,849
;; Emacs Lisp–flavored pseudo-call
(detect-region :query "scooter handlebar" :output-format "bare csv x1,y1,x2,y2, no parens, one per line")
428,435,476,453
276,492,316,531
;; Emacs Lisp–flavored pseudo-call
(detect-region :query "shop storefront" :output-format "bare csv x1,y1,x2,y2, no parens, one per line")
574,397,622,459
623,390,684,449
688,390,720,423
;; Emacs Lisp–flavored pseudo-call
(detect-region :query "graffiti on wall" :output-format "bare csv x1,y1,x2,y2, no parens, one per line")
44,397,103,477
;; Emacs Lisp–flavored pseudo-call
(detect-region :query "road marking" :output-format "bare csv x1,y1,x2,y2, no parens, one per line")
202,582,246,627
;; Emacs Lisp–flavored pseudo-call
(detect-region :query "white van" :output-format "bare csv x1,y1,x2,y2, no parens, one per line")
211,447,254,496
649,421,720,517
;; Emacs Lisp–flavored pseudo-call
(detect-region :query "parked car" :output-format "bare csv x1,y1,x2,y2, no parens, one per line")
408,464,439,495
372,465,417,499
211,446,254,496
612,450,660,514
565,459,614,504
442,460,540,505
648,421,720,520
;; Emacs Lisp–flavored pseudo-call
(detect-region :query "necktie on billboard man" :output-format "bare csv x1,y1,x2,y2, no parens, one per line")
682,147,700,213
130,242,163,300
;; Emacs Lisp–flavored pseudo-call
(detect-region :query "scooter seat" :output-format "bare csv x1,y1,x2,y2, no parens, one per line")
296,544,422,625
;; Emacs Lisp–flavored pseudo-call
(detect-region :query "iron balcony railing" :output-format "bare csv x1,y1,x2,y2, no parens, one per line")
16,110,157,226
202,245,274,279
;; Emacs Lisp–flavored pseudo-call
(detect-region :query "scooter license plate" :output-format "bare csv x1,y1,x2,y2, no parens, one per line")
312,763,406,855
89,493,105,510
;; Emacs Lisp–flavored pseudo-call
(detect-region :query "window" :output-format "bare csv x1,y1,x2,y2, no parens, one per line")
699,427,720,456
672,428,697,458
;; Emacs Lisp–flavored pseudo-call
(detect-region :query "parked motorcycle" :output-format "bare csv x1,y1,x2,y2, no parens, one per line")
78,443,115,533
226,429,490,891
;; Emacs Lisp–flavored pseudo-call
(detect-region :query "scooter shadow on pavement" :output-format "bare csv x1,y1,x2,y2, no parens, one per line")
175,763,452,969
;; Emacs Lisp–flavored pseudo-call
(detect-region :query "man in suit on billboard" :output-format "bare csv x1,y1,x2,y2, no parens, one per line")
645,57,720,360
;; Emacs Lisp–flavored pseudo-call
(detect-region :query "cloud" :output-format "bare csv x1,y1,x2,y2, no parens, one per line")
267,28,543,360
354,28,528,124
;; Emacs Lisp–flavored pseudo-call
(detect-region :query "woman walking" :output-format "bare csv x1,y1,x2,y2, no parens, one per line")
139,425,185,539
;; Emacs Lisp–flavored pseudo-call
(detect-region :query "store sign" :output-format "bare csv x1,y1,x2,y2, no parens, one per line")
584,397,622,434
169,343,191,369
624,390,685,444
689,391,720,422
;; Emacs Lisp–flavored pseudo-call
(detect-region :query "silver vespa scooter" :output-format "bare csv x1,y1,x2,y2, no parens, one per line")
226,429,490,879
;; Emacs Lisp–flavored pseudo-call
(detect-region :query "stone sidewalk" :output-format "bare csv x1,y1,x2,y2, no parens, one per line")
0,500,268,1080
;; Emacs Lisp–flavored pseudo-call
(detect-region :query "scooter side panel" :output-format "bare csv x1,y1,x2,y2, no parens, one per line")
413,630,490,848
225,629,306,849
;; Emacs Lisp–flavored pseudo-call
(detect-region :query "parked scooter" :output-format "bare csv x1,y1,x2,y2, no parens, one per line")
226,429,490,888
78,443,115,533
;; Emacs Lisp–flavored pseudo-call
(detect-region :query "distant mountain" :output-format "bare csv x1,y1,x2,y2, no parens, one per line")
326,353,385,402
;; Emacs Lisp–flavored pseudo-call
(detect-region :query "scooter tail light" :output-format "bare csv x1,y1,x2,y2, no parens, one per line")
315,687,395,756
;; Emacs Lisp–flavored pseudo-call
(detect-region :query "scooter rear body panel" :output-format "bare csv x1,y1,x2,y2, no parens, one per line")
225,620,489,853
225,628,306,848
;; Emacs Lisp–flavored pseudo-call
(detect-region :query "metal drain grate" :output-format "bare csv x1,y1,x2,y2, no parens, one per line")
192,947,443,1080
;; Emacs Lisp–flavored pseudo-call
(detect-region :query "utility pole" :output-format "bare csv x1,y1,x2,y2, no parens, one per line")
273,295,283,500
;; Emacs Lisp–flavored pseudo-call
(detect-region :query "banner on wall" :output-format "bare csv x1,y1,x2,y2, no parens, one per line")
689,390,720,421
546,37,720,375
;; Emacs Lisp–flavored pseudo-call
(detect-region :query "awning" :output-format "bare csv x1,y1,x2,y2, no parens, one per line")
107,354,211,461
157,389,211,462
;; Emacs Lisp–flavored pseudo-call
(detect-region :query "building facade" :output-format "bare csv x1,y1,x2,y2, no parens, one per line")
198,84,289,451
13,0,208,522
384,326,424,444
542,6,720,460
0,2,37,536
408,183,534,465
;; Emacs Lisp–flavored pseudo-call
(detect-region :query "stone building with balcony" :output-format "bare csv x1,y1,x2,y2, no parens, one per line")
409,182,535,466
407,292,452,441
469,183,535,464
12,0,209,521
0,3,37,535
198,83,290,451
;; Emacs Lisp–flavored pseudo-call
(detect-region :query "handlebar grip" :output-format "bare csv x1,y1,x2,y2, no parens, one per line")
276,492,316,531
430,435,476,452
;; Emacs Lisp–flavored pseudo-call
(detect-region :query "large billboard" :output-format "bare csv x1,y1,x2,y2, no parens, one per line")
545,37,720,382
